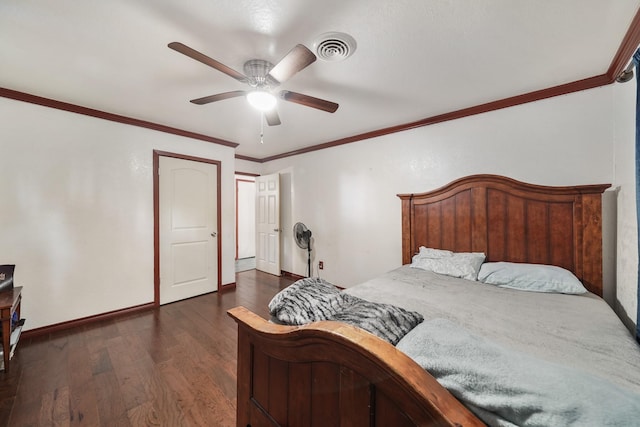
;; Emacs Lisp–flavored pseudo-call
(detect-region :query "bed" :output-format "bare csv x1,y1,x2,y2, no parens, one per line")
228,174,640,426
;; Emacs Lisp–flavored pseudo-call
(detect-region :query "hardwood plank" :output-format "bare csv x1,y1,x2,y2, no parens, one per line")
3,269,295,426
127,400,164,427
140,367,187,426
155,359,207,426
93,370,131,426
106,335,152,411
68,345,101,426
50,386,71,426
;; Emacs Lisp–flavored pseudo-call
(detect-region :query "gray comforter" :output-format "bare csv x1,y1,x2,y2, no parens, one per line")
345,266,640,426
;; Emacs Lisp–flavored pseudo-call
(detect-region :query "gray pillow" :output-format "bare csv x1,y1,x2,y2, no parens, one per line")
478,262,587,294
411,251,486,281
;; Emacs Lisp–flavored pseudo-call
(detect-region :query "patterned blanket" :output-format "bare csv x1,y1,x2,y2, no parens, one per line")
268,277,423,345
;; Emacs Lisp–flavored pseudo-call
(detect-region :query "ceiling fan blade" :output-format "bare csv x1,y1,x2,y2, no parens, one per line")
279,90,339,113
168,42,247,83
264,109,281,126
190,90,247,105
267,44,316,84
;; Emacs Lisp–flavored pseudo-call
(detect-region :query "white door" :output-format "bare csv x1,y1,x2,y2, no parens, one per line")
159,156,218,304
255,173,280,275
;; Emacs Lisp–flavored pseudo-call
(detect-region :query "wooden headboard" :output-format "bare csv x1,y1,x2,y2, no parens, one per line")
398,175,610,296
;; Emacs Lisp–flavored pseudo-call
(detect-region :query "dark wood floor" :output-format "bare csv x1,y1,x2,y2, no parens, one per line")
0,270,294,426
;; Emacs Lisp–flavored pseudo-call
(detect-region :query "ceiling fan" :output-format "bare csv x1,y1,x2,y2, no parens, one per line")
168,42,339,126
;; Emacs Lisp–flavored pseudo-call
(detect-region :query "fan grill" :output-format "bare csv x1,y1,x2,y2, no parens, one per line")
314,32,357,61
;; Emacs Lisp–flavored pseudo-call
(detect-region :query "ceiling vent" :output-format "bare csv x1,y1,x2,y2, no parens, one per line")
313,32,357,62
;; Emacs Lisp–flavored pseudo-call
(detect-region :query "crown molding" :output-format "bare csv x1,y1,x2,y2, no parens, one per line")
0,87,238,148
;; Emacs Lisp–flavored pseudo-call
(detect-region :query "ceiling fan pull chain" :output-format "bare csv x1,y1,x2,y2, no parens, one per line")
260,112,265,144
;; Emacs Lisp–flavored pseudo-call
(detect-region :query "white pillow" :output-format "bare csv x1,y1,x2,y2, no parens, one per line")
418,246,453,258
411,246,453,264
411,250,485,281
478,262,587,294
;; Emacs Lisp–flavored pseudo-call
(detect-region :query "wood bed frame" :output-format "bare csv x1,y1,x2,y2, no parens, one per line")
228,174,611,426
398,174,611,296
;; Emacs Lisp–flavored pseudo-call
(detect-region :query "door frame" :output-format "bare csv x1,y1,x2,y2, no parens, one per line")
153,150,222,306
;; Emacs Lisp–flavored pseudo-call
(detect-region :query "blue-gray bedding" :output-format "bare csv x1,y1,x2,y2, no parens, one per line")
346,266,640,427
268,277,423,345
397,318,640,427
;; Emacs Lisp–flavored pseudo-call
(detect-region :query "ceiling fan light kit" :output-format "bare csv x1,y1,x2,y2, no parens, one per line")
246,90,277,111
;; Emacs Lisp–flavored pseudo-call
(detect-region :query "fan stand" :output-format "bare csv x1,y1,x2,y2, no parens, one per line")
294,222,313,277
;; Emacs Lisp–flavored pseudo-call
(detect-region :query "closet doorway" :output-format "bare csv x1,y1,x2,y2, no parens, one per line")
236,174,256,272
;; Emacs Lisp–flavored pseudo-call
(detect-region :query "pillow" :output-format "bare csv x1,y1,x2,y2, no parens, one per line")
478,262,588,294
331,299,423,345
411,250,485,281
417,246,454,258
268,277,348,324
269,277,423,344
411,246,454,264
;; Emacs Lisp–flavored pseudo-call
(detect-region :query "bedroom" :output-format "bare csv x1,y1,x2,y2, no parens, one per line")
1,0,640,425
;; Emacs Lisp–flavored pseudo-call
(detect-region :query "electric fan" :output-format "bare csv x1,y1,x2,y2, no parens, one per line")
293,222,313,277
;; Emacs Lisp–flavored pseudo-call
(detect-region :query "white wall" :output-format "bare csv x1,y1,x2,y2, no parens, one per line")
5,78,637,332
235,159,262,176
613,77,639,331
0,97,237,330
263,86,622,298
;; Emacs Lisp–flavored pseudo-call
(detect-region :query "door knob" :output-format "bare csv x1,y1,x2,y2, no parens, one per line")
211,232,217,237
273,228,280,232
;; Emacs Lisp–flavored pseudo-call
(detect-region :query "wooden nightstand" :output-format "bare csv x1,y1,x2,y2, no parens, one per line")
0,286,23,373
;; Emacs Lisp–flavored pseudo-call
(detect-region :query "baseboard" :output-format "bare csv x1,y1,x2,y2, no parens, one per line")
280,271,344,288
281,270,305,281
221,282,236,292
21,302,155,339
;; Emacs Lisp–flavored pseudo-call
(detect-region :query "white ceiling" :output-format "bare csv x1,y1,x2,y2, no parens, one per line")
1,1,639,160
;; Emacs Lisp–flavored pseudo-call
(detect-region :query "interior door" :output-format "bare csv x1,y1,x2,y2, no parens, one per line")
159,156,218,304
255,173,280,276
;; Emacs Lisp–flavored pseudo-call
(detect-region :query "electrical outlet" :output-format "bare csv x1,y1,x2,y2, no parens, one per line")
319,261,324,270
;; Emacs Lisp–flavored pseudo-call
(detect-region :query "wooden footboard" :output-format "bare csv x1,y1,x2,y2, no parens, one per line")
228,306,485,427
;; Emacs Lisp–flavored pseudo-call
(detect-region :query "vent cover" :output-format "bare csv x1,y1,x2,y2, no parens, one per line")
313,32,357,61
